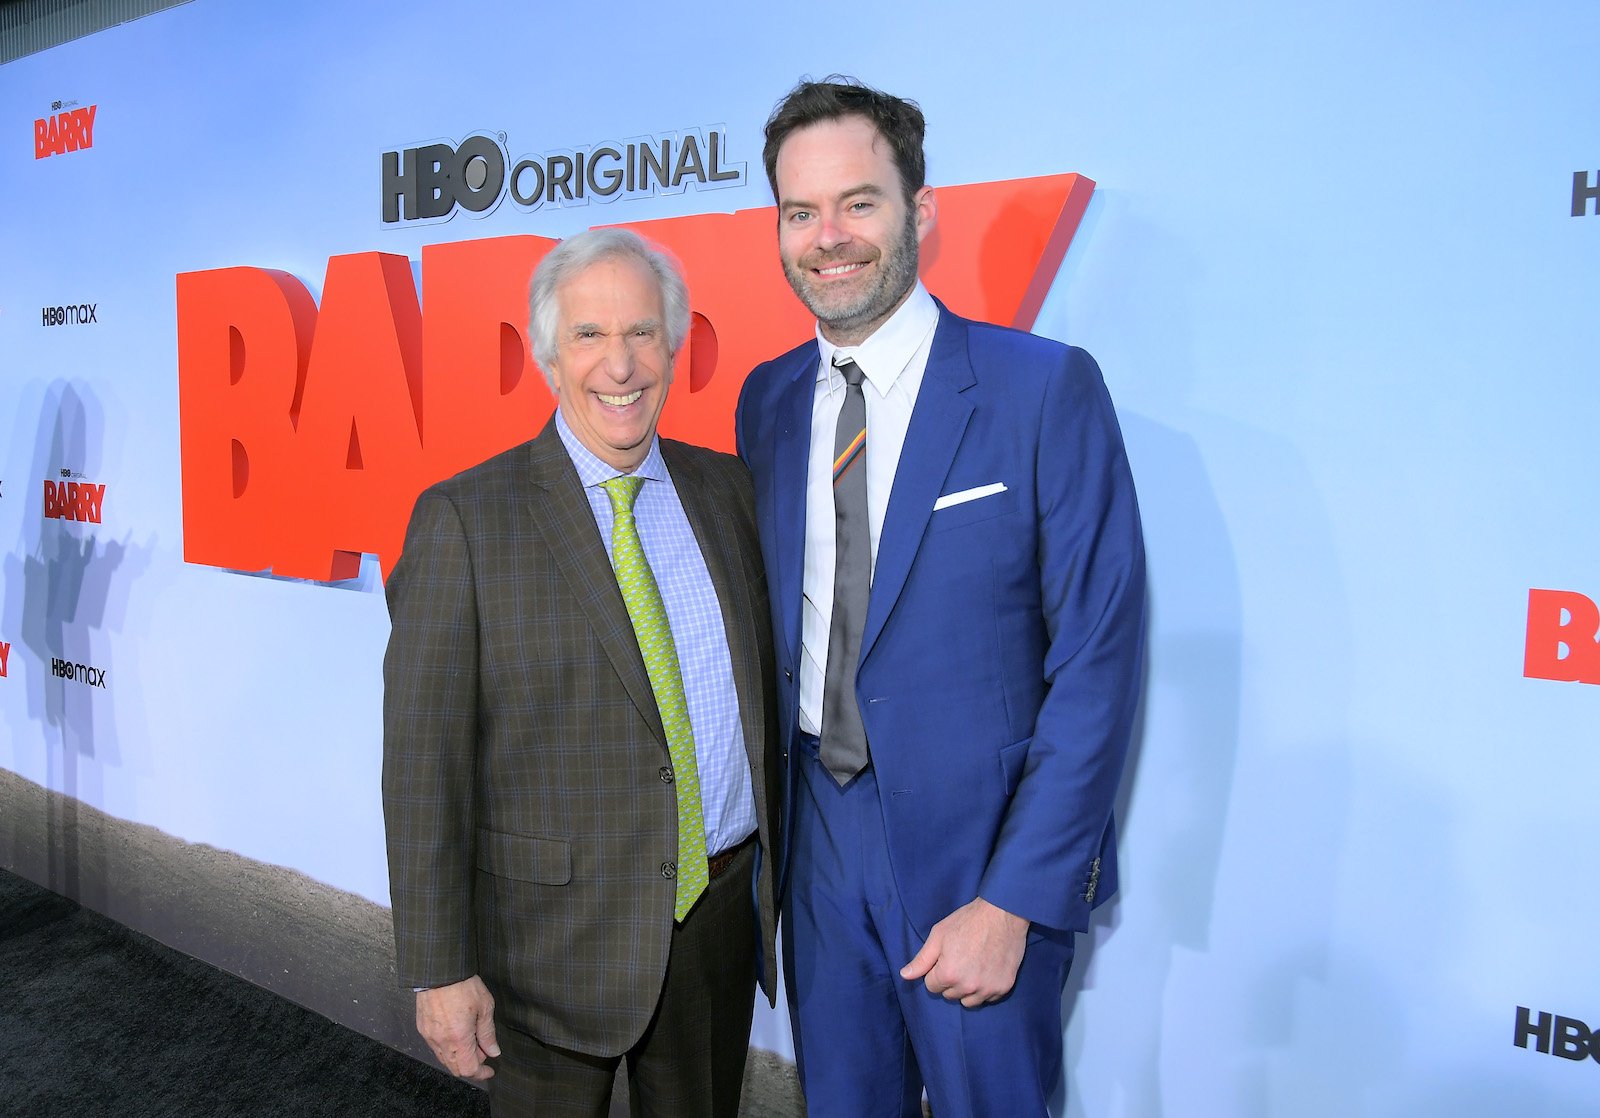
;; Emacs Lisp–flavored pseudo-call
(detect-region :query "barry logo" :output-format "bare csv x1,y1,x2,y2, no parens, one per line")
35,104,97,160
0,641,10,678
178,173,1094,582
1524,589,1600,685
44,479,107,523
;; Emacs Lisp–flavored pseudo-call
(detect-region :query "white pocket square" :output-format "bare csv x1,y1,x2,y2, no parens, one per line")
933,482,1007,511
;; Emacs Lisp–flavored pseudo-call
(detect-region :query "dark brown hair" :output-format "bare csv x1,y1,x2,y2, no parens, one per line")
762,76,926,206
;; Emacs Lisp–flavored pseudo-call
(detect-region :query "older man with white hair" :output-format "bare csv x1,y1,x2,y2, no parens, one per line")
383,227,779,1117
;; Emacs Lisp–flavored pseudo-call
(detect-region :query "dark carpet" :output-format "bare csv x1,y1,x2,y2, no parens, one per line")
0,867,490,1117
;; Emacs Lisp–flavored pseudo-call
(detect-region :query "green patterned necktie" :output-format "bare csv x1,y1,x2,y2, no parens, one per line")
602,474,708,922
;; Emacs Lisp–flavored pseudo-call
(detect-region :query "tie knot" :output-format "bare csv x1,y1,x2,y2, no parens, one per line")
833,357,865,389
602,474,644,512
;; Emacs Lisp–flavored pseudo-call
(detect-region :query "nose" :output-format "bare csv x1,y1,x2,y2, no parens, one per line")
599,332,634,380
815,209,851,252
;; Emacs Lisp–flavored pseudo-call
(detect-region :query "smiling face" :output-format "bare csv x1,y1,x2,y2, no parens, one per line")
547,254,674,473
774,114,936,346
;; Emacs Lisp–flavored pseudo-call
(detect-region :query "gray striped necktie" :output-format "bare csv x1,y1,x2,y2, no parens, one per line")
821,357,871,784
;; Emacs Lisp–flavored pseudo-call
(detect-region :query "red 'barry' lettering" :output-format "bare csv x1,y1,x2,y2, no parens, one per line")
1524,589,1600,685
42,480,107,524
0,641,10,678
176,174,1095,581
33,105,98,160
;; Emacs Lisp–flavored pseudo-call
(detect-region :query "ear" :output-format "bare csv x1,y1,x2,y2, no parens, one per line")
912,185,937,243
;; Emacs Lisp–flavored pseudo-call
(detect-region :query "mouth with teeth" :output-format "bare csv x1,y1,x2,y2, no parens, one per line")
812,259,870,279
596,389,644,407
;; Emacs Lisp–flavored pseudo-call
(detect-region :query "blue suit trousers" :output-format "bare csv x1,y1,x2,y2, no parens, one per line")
784,735,1075,1118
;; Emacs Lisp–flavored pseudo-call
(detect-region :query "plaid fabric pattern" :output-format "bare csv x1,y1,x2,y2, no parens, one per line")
487,842,757,1117
557,415,757,855
602,474,710,921
381,422,779,1058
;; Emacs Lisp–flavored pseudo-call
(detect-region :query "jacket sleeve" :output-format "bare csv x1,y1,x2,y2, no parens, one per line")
381,488,481,988
977,347,1147,933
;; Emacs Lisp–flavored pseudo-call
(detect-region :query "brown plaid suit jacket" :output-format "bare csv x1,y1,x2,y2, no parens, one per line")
381,421,780,1057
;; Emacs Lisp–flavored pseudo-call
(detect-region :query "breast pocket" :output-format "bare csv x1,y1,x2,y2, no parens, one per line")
928,487,1019,534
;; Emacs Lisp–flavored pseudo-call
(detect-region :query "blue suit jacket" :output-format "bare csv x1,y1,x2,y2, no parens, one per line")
735,301,1145,936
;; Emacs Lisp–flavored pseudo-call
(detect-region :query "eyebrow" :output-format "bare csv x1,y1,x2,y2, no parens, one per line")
781,182,887,211
566,318,662,335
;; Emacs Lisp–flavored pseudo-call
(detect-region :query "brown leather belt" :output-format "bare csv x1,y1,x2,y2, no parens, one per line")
707,834,756,880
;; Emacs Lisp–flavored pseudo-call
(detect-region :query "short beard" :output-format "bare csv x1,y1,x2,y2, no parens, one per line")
785,208,920,344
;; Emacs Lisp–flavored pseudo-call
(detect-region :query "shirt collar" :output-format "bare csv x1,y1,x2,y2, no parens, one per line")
554,407,668,488
816,282,938,395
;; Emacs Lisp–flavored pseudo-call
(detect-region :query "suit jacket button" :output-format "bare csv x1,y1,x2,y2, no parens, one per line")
659,766,674,784
661,861,676,879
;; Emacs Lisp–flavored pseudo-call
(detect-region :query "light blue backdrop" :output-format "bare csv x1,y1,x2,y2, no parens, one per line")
4,2,1599,1113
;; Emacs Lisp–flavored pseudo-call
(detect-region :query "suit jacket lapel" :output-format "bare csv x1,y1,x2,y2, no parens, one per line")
667,443,764,784
670,441,779,992
862,307,975,662
524,421,666,747
770,344,818,669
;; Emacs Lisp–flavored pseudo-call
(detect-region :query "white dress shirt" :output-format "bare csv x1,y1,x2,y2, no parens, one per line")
797,283,939,736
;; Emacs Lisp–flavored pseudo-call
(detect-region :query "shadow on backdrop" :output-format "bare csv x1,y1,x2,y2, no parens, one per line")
4,380,154,913
1035,199,1355,1117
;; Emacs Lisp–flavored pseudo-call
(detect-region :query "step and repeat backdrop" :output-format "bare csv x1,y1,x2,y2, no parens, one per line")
3,1,1598,1113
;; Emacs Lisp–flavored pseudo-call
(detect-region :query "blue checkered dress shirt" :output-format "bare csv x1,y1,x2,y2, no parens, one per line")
555,412,757,854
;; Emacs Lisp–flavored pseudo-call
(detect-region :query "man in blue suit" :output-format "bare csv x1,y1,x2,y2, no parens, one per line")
734,78,1147,1116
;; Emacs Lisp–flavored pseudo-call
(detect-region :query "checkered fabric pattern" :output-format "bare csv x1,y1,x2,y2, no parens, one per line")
603,474,709,921
381,423,780,1058
558,415,755,855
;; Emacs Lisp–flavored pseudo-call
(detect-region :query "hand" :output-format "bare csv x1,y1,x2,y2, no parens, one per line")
899,897,1029,1008
416,975,500,1080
